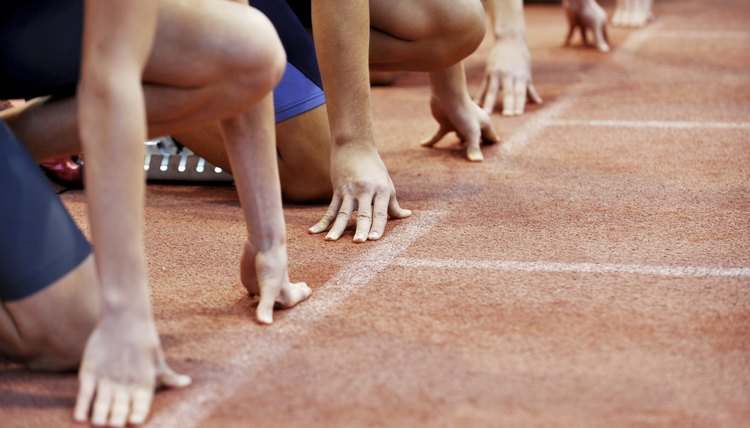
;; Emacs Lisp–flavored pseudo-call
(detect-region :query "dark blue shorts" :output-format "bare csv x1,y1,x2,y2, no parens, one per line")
0,122,91,301
0,0,325,122
253,0,325,122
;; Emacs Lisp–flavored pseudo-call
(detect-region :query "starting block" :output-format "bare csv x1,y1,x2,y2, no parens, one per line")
144,137,233,183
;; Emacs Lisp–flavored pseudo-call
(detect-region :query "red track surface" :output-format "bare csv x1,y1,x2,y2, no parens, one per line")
2,0,749,426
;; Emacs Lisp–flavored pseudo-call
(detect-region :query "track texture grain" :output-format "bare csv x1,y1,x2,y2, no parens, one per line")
1,0,749,427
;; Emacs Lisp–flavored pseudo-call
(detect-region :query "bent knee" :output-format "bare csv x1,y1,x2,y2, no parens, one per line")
220,8,286,112
436,0,486,64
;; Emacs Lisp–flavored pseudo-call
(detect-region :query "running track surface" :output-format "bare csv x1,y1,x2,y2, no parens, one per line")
2,0,749,426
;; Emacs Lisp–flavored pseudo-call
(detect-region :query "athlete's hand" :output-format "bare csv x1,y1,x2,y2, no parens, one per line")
241,241,312,324
74,315,190,426
613,0,653,27
564,0,610,53
309,144,411,242
478,36,542,116
421,93,501,162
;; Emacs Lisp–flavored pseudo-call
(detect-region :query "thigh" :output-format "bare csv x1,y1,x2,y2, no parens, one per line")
143,0,277,88
0,256,98,371
368,0,485,70
276,104,331,203
172,104,332,203
140,0,285,135
368,0,483,37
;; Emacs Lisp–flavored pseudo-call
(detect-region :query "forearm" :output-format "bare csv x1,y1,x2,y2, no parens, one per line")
486,0,526,39
311,0,374,148
220,95,286,251
79,0,157,317
78,81,150,315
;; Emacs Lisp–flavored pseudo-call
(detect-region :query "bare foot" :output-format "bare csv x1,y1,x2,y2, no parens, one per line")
240,241,312,325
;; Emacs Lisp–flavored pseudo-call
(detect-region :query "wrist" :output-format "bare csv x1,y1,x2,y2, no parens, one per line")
331,137,377,155
100,278,153,319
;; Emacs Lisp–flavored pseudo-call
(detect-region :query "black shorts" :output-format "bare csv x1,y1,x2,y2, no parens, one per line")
0,0,83,99
0,122,91,301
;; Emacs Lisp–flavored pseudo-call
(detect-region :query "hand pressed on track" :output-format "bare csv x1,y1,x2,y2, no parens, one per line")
309,144,411,242
421,94,500,162
478,36,542,117
564,0,610,53
241,241,312,324
73,316,190,427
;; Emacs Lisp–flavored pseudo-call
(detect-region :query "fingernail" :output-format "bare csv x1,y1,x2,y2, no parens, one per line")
368,232,380,240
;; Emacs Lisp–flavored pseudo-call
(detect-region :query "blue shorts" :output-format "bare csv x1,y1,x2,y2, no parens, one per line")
0,0,325,123
0,122,91,301
253,0,326,122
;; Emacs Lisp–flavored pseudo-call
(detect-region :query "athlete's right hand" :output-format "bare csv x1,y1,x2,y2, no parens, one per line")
73,314,191,426
309,144,411,242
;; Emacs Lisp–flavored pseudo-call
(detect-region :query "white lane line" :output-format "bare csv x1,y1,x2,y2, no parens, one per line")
501,95,578,156
548,119,750,130
394,257,750,278
147,211,446,428
620,22,660,52
500,24,658,158
654,30,750,40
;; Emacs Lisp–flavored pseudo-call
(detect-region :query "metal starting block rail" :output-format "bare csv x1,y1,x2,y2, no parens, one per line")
144,137,233,183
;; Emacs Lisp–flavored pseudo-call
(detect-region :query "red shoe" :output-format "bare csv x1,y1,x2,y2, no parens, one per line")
40,155,84,188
